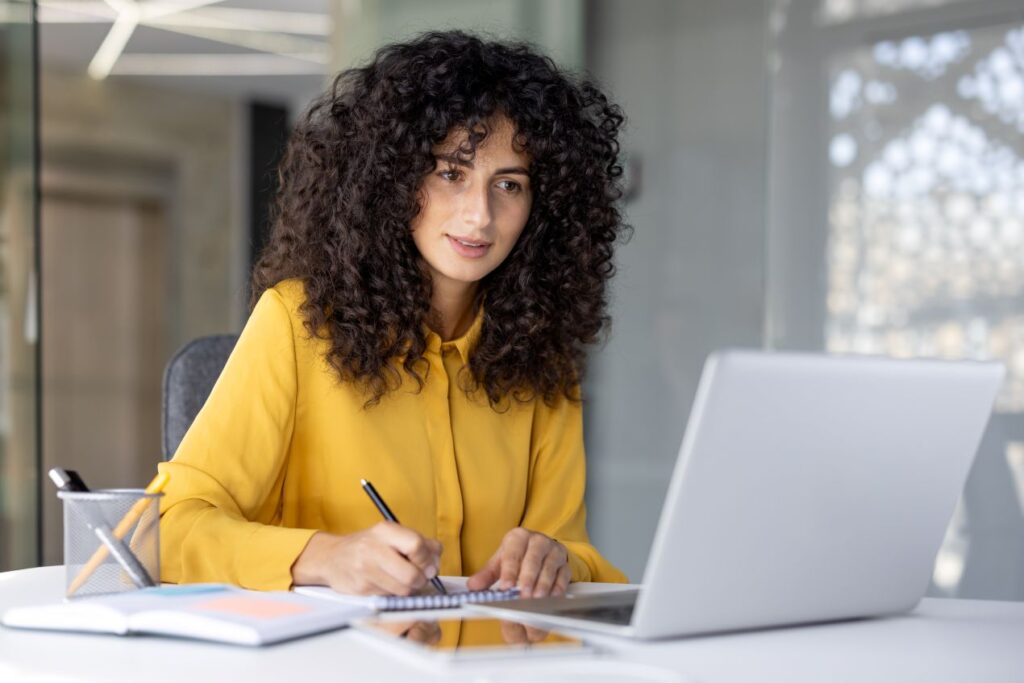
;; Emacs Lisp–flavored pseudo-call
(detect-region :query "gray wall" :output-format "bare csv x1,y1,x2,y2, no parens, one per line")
583,1,770,582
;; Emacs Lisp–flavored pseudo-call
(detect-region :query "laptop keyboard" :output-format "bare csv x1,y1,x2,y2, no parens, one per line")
552,602,635,625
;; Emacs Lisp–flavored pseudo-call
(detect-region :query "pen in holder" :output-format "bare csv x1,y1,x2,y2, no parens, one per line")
59,489,162,598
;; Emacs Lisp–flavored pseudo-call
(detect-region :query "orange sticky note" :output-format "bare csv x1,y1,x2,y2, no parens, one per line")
192,596,312,620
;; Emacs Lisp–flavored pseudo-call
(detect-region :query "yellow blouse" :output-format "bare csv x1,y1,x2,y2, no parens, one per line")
157,279,626,590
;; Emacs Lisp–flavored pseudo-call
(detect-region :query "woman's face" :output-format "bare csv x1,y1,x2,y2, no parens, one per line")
411,116,533,289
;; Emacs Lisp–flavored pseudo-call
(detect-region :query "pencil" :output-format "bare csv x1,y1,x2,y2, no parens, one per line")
67,472,170,596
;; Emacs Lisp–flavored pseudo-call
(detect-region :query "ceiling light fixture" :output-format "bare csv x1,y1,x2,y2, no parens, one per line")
38,0,329,79
113,52,326,76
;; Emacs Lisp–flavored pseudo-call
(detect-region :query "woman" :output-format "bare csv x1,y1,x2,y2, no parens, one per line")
158,30,629,599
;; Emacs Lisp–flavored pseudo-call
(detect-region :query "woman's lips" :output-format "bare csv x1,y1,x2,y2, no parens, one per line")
446,234,492,259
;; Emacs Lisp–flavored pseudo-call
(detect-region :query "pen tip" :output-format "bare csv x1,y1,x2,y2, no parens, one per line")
360,479,368,486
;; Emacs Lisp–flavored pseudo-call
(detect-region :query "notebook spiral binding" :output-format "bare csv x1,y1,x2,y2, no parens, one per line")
375,587,521,611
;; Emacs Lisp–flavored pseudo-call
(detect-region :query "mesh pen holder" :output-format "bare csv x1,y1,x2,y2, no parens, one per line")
59,489,162,599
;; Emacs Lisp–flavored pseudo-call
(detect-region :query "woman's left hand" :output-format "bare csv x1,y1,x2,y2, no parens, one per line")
466,527,571,598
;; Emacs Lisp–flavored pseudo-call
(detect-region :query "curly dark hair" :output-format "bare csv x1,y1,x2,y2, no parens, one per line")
251,29,627,407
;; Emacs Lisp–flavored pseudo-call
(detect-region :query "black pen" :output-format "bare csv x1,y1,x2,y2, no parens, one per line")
360,478,448,595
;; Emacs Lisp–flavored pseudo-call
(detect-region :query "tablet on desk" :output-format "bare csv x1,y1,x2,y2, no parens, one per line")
352,616,597,665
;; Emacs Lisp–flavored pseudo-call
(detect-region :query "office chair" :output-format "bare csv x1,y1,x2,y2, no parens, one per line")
161,335,238,461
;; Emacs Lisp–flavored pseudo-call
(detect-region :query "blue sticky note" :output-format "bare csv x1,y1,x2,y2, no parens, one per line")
146,584,231,597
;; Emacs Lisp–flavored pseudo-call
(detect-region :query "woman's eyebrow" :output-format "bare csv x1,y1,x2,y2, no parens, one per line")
435,154,529,176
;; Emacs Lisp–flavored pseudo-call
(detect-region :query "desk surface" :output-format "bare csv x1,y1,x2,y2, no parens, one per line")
1,566,1023,682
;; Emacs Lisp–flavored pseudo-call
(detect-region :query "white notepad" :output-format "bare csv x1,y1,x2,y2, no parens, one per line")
295,580,520,611
1,584,371,646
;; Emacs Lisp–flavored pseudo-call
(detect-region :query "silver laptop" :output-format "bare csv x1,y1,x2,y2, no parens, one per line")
473,350,1004,639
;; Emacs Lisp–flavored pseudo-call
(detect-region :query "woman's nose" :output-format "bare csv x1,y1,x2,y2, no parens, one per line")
460,183,493,229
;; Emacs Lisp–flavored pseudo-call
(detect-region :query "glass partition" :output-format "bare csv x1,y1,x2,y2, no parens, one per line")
0,0,39,570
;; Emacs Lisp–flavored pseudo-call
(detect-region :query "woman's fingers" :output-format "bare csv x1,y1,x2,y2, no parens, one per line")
516,534,554,597
424,538,443,578
353,523,444,595
552,563,572,597
497,528,530,590
374,521,441,575
314,525,445,596
470,528,572,597
532,546,567,597
373,546,428,595
516,532,568,598
466,551,501,591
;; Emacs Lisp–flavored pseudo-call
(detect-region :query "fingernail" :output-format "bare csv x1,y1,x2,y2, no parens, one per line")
425,565,437,579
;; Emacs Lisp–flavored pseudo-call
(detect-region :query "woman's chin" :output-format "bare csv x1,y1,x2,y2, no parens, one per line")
432,262,495,287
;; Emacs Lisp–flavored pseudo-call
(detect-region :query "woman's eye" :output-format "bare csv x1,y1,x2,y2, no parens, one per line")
439,168,463,182
496,179,522,193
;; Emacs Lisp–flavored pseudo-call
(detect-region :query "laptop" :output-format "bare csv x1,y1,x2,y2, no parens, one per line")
472,350,1004,639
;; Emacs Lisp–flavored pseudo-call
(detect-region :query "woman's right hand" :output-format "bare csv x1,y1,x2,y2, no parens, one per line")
291,522,442,595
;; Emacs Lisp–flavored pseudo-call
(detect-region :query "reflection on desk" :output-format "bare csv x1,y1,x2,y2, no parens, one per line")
353,615,594,665
366,615,564,647
1,566,1023,683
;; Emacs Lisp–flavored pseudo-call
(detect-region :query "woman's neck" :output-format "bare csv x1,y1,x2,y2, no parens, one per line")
430,277,479,341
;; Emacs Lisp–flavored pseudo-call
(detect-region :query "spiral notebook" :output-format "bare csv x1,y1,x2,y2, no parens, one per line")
295,584,520,612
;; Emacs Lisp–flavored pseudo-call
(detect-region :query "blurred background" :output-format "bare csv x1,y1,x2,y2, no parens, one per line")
2,0,1023,600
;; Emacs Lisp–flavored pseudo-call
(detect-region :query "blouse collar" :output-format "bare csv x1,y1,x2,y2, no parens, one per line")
425,305,484,365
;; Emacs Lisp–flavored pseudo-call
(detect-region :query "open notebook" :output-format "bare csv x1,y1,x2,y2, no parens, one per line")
295,577,520,611
1,584,371,646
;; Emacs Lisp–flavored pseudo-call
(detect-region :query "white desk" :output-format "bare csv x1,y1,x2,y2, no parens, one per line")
1,566,1023,682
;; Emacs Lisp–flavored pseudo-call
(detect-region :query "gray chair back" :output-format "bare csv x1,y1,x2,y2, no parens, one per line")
161,334,238,461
